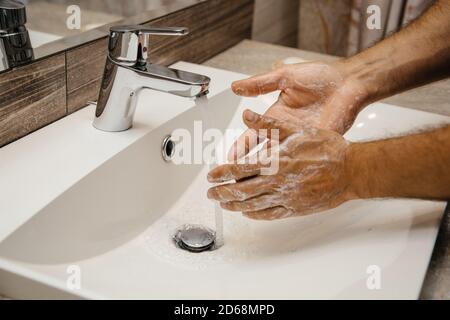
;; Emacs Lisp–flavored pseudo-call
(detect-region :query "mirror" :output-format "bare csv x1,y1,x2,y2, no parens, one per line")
0,0,202,71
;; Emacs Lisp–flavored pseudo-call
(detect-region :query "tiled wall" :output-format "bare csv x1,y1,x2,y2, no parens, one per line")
298,0,351,57
252,0,299,47
252,0,351,55
0,0,254,148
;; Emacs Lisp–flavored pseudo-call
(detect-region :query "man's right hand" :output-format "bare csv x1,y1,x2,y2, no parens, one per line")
228,61,368,161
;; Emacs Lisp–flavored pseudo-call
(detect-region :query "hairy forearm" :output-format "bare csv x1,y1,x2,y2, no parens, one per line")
339,0,450,105
346,125,450,200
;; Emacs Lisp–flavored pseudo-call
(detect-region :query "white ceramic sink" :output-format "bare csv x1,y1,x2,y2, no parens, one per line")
0,62,448,300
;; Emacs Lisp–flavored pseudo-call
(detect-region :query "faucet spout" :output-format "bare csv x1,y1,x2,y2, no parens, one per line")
132,63,210,98
93,25,211,132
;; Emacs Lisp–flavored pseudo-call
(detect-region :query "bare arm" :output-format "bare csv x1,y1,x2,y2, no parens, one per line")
342,0,450,105
347,126,450,201
208,111,450,221
228,0,450,161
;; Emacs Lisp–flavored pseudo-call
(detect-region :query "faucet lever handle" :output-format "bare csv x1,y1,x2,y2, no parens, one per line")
111,25,189,36
109,25,189,66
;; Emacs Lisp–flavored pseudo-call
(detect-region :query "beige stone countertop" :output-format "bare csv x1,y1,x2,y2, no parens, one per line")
205,40,450,300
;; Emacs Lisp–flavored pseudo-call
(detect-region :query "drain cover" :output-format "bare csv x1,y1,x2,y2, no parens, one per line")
173,225,216,253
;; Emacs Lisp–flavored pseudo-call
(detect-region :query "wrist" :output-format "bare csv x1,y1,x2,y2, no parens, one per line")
343,142,372,200
335,56,387,106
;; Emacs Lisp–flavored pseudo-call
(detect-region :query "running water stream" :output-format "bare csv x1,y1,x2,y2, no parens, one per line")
196,96,224,249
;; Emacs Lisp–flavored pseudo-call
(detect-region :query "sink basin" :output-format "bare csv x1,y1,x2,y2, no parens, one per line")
0,62,448,300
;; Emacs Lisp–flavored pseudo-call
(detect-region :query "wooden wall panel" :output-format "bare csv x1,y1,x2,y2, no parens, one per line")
0,54,66,147
148,0,254,65
66,0,254,114
66,38,108,114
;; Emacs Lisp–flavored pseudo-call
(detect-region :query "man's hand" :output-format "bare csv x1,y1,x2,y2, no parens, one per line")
208,111,450,221
209,0,450,221
228,62,367,161
209,110,354,221
228,0,450,163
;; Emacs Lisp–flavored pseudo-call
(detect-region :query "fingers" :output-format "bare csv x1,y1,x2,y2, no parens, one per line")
208,163,262,183
243,207,292,221
207,176,272,202
243,110,299,141
227,110,302,162
232,70,283,97
220,194,280,212
227,129,260,162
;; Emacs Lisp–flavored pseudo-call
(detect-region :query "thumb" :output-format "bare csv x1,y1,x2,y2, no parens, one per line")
232,70,283,97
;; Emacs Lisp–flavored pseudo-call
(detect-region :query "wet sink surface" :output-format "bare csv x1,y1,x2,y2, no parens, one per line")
0,62,449,299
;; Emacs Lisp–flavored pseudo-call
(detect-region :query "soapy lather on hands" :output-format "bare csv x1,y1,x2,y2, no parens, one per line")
227,62,366,162
208,110,353,220
208,0,450,220
208,110,450,221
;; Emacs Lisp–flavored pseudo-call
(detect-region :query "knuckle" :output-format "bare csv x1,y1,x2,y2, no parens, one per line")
207,188,217,199
220,202,232,210
230,165,241,178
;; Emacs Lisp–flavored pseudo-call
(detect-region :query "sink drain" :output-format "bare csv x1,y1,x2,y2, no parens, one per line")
173,225,216,253
162,135,176,162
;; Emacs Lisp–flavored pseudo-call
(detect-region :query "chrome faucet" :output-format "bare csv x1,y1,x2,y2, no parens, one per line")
0,0,34,72
93,25,211,132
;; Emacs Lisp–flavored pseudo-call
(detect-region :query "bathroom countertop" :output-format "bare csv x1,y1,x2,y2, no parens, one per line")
205,40,450,300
